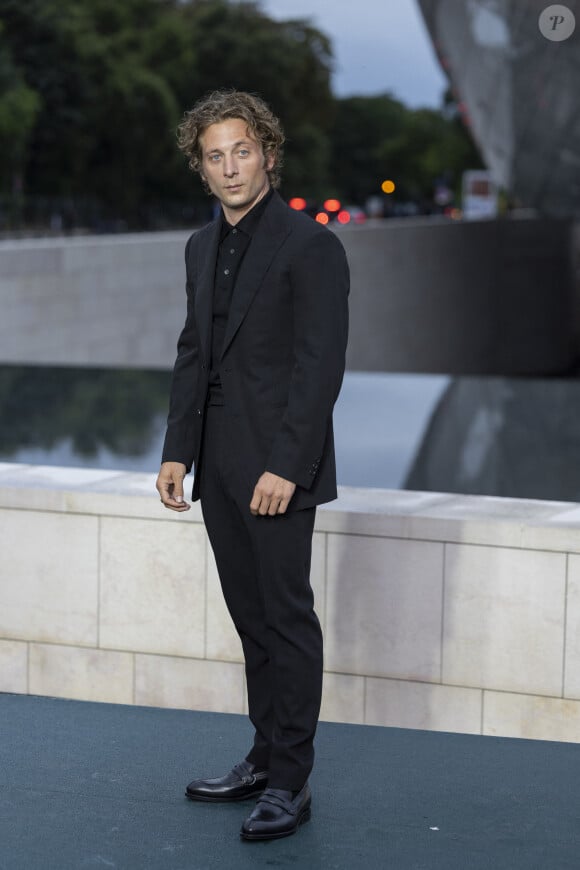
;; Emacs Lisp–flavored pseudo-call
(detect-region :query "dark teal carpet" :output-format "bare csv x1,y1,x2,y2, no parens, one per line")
1,693,579,869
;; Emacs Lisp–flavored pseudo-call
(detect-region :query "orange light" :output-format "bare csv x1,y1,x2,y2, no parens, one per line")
381,180,395,194
323,198,341,212
289,197,307,210
315,212,329,225
337,210,351,224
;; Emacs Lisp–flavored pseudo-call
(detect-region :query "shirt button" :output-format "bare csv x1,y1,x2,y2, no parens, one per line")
232,228,238,234
230,248,235,254
224,268,230,275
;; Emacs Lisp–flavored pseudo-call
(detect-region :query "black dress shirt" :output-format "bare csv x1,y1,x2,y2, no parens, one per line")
208,188,274,405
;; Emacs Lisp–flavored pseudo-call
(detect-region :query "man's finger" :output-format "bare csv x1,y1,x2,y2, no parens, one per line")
162,497,190,512
250,487,261,515
267,498,281,516
159,478,189,510
171,475,184,502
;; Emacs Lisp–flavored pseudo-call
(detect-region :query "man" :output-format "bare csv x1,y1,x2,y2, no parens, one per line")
156,90,349,841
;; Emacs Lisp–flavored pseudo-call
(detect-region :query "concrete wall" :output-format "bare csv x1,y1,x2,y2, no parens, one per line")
3,462,580,742
0,217,574,374
345,216,575,374
0,231,189,369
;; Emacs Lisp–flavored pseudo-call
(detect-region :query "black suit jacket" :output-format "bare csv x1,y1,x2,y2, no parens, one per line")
162,190,350,511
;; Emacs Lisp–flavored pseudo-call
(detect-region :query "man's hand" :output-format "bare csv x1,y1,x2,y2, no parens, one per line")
156,461,190,512
250,472,296,516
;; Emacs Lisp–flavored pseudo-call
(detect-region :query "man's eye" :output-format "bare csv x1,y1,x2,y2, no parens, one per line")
209,154,221,162
238,149,249,157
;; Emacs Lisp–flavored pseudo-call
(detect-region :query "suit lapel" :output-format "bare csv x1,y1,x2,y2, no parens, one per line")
220,194,290,360
193,219,220,367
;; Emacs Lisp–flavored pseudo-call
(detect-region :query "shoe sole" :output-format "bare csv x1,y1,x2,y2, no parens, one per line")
240,805,311,841
185,787,266,803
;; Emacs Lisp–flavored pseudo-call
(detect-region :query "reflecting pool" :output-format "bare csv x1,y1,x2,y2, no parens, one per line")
2,365,580,503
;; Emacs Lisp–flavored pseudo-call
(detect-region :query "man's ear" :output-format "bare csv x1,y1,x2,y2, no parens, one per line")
264,151,276,172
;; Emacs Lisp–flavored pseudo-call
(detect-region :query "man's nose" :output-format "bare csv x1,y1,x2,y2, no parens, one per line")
223,157,238,177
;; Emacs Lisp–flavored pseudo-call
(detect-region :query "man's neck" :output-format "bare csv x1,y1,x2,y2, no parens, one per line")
222,183,271,226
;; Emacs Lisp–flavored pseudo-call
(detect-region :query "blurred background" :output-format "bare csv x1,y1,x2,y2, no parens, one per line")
1,0,580,501
0,0,480,232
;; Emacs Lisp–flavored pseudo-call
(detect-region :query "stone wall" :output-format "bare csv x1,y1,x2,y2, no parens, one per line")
0,217,575,374
2,462,580,742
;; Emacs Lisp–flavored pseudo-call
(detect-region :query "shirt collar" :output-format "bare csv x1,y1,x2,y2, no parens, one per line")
220,187,274,240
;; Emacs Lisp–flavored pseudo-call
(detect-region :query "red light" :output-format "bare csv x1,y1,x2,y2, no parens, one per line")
323,198,341,212
315,212,329,225
337,210,351,224
289,197,307,211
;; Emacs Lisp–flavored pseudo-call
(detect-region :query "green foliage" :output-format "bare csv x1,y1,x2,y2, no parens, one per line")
378,106,483,202
147,0,336,199
331,92,482,206
0,366,171,458
0,21,41,186
330,94,407,202
0,0,483,227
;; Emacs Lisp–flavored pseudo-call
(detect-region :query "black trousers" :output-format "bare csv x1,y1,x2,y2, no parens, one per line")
199,405,323,790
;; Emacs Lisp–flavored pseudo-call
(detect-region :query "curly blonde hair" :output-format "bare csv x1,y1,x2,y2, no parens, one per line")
177,89,285,189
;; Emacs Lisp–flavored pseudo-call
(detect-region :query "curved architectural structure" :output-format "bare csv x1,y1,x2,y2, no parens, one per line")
418,0,580,217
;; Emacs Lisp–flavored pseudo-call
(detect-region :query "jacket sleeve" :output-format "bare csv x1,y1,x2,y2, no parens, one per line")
161,234,199,471
265,228,349,489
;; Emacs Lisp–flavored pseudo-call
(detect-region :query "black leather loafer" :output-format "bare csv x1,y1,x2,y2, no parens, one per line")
240,783,311,840
185,760,269,802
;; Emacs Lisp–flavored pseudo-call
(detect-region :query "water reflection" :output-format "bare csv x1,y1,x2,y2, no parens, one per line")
2,365,580,503
0,366,170,469
333,372,451,488
405,377,580,502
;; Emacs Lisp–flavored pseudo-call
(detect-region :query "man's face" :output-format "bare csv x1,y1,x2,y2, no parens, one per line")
199,118,274,222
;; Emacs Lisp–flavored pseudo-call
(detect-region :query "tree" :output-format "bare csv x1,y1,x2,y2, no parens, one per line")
378,106,483,204
0,20,41,223
0,0,337,226
0,0,182,224
329,89,484,209
330,94,406,204
1,0,482,227
164,0,336,199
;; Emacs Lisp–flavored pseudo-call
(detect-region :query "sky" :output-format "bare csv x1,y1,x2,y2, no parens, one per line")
258,0,448,108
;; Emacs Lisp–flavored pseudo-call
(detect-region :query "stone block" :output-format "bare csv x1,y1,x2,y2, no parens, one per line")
443,544,566,696
325,535,444,681
99,517,206,658
0,639,28,693
365,677,482,734
0,509,98,645
29,643,133,704
564,554,580,698
135,654,244,713
320,672,365,724
483,690,580,742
